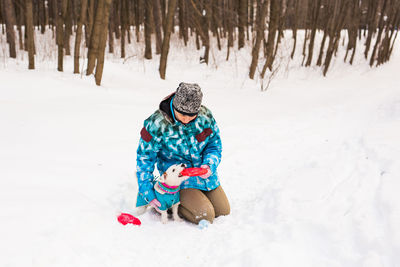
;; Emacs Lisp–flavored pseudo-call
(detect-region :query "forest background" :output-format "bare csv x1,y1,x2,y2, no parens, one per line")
0,0,399,86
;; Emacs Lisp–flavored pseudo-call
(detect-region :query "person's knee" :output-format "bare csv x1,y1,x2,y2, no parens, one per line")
195,202,215,223
204,186,230,218
179,189,215,224
179,201,215,224
215,200,230,217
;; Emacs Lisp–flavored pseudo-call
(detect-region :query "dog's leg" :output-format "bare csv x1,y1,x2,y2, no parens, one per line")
134,205,148,216
172,203,183,222
160,210,168,224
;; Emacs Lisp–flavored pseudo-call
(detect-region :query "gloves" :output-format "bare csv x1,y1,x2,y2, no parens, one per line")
200,165,212,179
149,198,161,212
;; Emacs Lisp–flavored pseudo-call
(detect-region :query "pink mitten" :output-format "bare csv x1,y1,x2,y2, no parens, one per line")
149,198,161,211
199,165,212,179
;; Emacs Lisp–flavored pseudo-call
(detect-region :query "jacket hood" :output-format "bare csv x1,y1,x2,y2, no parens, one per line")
159,93,175,123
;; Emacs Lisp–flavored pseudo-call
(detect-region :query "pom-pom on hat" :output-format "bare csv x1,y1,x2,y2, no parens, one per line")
172,82,203,116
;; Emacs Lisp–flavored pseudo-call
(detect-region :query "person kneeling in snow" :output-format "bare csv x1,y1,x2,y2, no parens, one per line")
135,82,230,224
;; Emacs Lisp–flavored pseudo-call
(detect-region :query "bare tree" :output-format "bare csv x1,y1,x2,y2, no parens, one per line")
25,0,35,69
364,0,380,59
94,0,112,85
144,0,152,59
260,0,279,78
323,0,350,76
178,0,188,46
108,1,114,53
64,0,73,56
238,0,247,49
74,0,87,73
2,0,17,58
56,0,68,72
305,0,322,66
369,0,388,66
159,0,177,79
38,0,46,34
226,0,234,60
85,0,95,47
153,0,163,54
344,0,360,65
290,0,300,59
87,0,107,75
249,0,269,79
120,0,127,58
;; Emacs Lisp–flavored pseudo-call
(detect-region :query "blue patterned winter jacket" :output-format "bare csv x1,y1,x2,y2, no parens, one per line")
135,94,222,207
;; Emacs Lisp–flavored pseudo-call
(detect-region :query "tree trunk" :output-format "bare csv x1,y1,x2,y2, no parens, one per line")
290,0,299,59
260,0,278,77
238,0,247,49
153,0,163,54
249,0,255,33
369,0,388,66
380,4,400,64
126,0,131,44
202,0,211,64
39,0,46,34
74,0,87,74
85,0,95,48
316,30,328,66
249,0,268,79
95,0,112,85
57,0,68,72
344,0,359,64
211,0,221,50
120,0,126,58
64,0,73,56
2,0,17,58
108,5,114,54
17,3,24,50
87,0,107,75
178,0,188,46
323,0,350,76
144,0,152,59
108,0,114,53
364,0,379,59
113,0,120,39
305,0,322,67
316,0,332,66
24,5,28,51
161,0,166,32
159,0,177,79
226,0,234,60
300,0,310,66
25,0,35,69
135,0,140,41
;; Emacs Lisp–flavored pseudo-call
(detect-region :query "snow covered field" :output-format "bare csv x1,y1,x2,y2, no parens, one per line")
1,34,400,267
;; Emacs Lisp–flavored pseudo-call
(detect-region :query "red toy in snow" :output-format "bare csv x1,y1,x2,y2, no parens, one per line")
118,213,141,226
180,167,208,177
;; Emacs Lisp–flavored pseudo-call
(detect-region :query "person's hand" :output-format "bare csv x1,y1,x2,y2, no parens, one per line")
149,198,161,212
200,165,212,179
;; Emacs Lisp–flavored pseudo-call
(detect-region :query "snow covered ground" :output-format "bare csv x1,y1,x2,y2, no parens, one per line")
1,33,400,267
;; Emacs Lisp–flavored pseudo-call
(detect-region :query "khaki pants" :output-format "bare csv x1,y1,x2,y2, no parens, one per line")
178,186,230,224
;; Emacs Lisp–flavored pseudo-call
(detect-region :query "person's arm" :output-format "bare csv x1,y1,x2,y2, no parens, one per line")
201,116,222,174
136,123,161,204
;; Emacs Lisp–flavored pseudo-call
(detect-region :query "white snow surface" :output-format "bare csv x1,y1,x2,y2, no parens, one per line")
1,34,400,267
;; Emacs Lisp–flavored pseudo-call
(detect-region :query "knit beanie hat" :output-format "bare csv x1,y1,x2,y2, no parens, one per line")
172,82,203,116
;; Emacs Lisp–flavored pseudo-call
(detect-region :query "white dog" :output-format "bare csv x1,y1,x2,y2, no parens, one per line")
137,164,189,224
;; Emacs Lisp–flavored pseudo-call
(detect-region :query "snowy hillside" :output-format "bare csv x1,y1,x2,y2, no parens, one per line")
1,35,400,267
